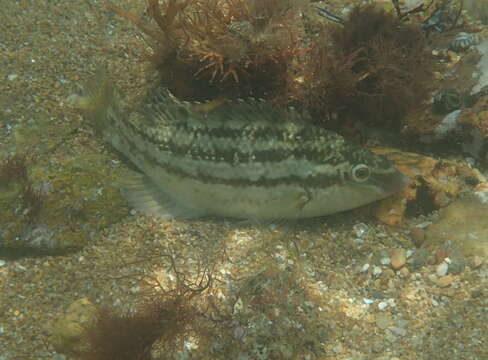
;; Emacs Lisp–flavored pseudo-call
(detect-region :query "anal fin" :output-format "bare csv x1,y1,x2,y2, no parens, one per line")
117,171,207,220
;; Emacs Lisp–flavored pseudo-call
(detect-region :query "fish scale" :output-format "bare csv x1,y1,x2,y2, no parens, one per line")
80,73,408,220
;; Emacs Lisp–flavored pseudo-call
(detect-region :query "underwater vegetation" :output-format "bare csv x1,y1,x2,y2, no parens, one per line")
78,244,212,360
301,4,437,130
108,1,437,131
0,154,45,250
0,151,130,257
80,297,199,360
73,226,329,359
109,0,309,102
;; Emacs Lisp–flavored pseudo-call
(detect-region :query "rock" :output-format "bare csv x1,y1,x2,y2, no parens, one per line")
433,274,457,288
469,255,483,269
424,189,488,260
0,153,129,256
448,256,466,275
409,248,431,271
47,298,98,357
399,267,410,277
373,148,482,226
435,248,450,264
390,248,407,270
376,313,393,329
410,227,425,247
436,262,449,277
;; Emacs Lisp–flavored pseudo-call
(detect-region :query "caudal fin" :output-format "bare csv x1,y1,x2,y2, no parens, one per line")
67,68,121,135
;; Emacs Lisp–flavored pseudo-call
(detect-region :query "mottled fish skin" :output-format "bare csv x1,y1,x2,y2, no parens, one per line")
83,73,408,220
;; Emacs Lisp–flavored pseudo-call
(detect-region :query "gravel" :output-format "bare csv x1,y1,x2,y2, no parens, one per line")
1,1,488,359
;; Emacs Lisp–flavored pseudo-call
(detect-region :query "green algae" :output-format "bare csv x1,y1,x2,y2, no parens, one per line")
1,133,130,257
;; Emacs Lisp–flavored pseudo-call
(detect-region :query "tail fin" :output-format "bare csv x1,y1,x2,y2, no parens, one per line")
68,68,121,135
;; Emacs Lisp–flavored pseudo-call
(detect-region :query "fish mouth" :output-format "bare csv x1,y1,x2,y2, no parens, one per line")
380,170,410,197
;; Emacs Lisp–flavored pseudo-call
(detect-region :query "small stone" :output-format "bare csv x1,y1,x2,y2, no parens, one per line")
353,223,369,237
378,301,388,310
332,343,343,353
376,313,392,329
48,298,98,356
384,268,395,278
7,74,18,81
390,248,407,270
360,263,370,273
372,266,383,277
436,262,449,277
471,289,483,298
399,267,410,277
434,274,456,287
448,256,465,275
390,327,407,336
436,248,449,264
410,227,425,247
409,248,431,271
0,260,6,267
469,255,483,269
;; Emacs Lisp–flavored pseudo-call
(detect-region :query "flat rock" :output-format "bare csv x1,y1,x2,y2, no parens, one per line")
423,185,488,260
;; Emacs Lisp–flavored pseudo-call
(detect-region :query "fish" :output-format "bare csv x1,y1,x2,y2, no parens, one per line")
74,72,408,221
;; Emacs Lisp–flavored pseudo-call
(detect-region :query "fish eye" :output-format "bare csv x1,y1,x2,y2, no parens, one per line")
351,164,370,182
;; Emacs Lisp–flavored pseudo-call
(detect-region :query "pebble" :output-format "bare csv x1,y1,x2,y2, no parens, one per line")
410,248,431,271
376,313,392,329
389,327,407,337
372,266,383,277
399,267,410,277
436,262,449,277
390,248,407,270
360,263,370,273
434,274,456,288
332,343,344,353
436,248,449,264
0,260,6,267
469,255,483,269
353,222,369,237
448,256,465,275
410,226,425,246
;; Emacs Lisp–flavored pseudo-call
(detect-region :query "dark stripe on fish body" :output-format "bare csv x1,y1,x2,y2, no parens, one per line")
113,117,353,189
136,144,347,189
123,106,352,167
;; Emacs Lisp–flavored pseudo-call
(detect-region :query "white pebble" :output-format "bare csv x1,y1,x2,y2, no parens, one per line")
372,266,383,277
360,263,370,273
353,222,369,237
436,262,449,277
378,301,388,310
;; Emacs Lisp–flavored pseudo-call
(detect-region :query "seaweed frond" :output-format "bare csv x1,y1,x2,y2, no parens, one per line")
301,4,437,129
0,153,29,186
108,0,310,101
